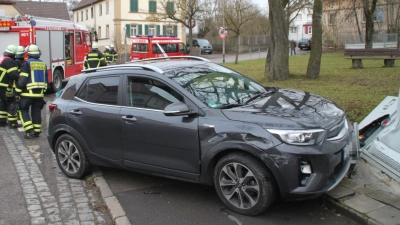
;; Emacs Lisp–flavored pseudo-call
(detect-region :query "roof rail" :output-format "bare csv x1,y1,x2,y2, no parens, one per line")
127,56,210,63
82,64,164,74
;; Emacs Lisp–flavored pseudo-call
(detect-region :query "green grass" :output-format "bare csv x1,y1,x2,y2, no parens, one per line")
222,52,400,123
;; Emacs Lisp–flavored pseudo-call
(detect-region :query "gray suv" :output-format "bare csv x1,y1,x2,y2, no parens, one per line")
48,56,359,216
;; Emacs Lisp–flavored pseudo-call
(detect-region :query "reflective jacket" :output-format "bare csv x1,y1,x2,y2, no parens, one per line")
0,56,19,88
109,49,118,62
84,50,107,69
15,57,48,98
103,49,110,63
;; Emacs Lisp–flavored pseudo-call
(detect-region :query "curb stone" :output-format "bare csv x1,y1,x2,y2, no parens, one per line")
89,166,132,225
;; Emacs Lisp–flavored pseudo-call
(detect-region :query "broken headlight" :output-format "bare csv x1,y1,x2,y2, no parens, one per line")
266,129,326,145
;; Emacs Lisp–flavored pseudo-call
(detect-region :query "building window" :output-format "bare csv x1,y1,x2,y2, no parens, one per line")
81,11,83,21
149,25,155,35
307,14,312,22
149,0,157,13
329,13,336,25
130,24,137,37
308,26,312,34
166,1,174,13
98,26,101,39
106,25,109,38
362,8,384,23
166,25,174,35
86,9,88,20
296,14,302,21
130,0,138,12
91,7,94,19
99,4,102,16
76,12,79,22
106,1,109,14
290,27,297,33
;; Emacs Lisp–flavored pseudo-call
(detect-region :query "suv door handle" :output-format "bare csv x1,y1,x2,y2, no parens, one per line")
69,110,82,115
122,115,137,122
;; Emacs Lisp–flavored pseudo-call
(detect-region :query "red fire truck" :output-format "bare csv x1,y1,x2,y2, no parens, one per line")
130,35,189,61
0,15,92,92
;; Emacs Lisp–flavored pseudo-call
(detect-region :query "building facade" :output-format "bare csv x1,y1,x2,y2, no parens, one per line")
322,0,400,47
72,0,184,52
288,6,314,42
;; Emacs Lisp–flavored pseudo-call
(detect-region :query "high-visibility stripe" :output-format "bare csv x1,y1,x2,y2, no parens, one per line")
20,72,29,77
6,67,17,73
15,88,22,92
0,67,6,82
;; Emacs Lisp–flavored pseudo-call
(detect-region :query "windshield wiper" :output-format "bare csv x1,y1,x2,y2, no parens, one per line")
243,91,275,105
216,103,244,109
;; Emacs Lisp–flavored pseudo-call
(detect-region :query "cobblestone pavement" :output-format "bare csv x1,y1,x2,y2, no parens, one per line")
0,98,113,224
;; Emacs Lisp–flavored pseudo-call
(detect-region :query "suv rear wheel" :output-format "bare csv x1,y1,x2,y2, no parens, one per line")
214,152,276,215
55,134,92,179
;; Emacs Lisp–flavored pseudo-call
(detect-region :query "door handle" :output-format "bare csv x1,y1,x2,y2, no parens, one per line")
69,110,82,115
122,115,137,122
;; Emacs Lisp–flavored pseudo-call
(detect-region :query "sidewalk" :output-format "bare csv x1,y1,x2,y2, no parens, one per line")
323,159,400,225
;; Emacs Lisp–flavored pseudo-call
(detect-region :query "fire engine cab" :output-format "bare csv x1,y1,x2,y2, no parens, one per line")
130,35,189,61
0,15,92,92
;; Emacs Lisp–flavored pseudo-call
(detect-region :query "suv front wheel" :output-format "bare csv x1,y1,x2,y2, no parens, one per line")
55,134,92,179
214,152,277,215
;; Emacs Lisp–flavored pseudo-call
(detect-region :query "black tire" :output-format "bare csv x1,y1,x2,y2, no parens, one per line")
51,69,63,93
300,47,303,50
55,134,92,179
214,152,277,216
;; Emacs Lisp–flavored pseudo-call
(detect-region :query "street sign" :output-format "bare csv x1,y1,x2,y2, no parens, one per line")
219,27,227,39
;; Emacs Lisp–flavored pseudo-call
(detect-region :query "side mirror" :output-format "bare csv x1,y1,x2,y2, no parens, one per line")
163,102,194,116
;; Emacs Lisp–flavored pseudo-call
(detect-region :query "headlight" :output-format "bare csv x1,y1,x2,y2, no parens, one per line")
266,129,326,145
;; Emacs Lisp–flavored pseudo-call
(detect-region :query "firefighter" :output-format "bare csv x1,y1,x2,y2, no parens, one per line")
15,46,25,69
14,44,48,139
0,45,19,127
84,42,107,69
104,45,110,63
109,44,118,64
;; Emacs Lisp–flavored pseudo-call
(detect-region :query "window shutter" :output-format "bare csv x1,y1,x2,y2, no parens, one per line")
130,0,138,12
145,25,149,35
125,24,131,37
149,1,157,13
138,24,142,35
157,25,160,36
174,25,177,35
163,25,167,35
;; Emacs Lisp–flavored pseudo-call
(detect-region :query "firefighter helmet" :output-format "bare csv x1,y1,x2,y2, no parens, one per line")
3,45,17,56
92,42,99,49
110,44,114,48
27,44,41,57
105,45,110,50
16,46,25,58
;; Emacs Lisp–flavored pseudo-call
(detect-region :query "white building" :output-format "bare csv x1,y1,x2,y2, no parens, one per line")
288,6,313,42
72,0,184,51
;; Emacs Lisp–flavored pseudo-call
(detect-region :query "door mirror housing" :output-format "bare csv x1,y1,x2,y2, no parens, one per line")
163,102,195,116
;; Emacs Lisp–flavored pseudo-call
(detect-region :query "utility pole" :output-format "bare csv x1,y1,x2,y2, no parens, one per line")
222,0,225,63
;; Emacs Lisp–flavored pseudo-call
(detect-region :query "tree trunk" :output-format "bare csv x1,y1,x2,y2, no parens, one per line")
265,0,289,81
306,0,322,79
363,0,377,49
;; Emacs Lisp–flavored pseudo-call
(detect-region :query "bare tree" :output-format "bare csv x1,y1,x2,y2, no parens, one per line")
386,0,400,46
223,0,261,64
266,0,289,81
306,0,322,79
363,0,378,48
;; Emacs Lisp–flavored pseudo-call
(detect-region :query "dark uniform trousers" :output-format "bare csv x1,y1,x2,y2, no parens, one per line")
0,87,7,123
19,96,45,133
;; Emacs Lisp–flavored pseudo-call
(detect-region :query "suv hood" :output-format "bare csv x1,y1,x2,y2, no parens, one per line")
222,88,345,130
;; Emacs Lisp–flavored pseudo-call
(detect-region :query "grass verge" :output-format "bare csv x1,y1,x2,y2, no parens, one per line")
223,52,400,123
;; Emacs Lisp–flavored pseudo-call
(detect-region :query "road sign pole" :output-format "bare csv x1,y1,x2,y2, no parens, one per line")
223,38,225,63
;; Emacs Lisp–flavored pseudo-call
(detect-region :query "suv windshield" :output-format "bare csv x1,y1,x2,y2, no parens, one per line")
197,39,211,45
167,63,266,108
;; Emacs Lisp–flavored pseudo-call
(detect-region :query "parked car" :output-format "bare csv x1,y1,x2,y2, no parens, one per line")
298,38,311,50
188,38,213,54
48,56,358,216
358,88,400,183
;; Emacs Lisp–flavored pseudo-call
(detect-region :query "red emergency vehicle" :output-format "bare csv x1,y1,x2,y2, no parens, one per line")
0,15,92,92
130,35,189,61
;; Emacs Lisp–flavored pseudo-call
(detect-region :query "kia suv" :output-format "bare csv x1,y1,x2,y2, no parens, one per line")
48,56,359,216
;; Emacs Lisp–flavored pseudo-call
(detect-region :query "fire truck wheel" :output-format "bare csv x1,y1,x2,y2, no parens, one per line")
52,70,63,93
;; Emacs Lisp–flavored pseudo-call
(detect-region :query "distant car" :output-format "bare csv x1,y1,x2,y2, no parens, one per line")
48,56,358,216
298,38,311,50
189,38,213,54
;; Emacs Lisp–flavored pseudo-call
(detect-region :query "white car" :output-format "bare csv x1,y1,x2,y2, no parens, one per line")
358,88,400,183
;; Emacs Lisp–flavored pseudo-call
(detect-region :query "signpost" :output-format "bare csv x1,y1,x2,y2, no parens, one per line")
219,27,227,63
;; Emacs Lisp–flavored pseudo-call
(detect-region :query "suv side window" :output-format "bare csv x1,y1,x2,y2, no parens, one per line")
126,77,183,110
77,76,119,105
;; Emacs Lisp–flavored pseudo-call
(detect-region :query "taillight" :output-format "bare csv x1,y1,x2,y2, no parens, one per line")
381,118,391,126
49,104,57,113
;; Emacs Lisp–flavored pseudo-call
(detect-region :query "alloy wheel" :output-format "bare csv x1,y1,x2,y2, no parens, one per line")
57,140,81,174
